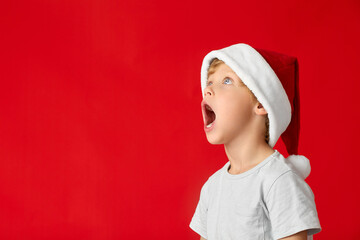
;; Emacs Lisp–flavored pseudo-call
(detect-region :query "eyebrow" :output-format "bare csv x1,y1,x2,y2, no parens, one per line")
227,71,246,85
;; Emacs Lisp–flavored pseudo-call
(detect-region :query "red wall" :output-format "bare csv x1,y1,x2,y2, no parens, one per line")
1,0,359,239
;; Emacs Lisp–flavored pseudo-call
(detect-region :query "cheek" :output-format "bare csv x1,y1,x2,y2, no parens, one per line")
220,92,252,113
218,95,254,124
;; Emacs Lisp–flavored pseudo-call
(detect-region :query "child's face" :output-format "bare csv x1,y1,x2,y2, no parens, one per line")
201,63,257,145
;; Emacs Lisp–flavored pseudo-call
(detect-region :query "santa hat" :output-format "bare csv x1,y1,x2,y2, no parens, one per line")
200,43,311,179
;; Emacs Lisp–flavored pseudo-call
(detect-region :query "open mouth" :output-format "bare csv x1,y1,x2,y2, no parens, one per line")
202,102,216,128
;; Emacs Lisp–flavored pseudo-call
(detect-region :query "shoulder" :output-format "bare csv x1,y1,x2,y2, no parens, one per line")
201,161,228,192
259,151,293,181
262,154,321,238
258,151,308,196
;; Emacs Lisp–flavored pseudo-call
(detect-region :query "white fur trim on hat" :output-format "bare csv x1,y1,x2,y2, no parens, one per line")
200,43,292,148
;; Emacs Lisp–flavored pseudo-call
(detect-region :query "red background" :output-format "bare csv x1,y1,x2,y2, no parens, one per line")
1,0,359,239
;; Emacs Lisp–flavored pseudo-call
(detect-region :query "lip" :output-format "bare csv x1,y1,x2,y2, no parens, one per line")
204,120,215,132
201,99,216,132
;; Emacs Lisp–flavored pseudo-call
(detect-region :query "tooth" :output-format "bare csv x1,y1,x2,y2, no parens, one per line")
206,122,213,128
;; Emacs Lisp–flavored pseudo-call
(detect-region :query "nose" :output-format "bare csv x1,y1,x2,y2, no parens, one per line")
204,86,213,97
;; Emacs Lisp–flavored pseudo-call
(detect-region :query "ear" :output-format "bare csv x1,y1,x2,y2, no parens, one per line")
254,102,268,115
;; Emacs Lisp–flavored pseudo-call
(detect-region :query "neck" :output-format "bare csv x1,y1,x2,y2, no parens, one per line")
224,135,275,175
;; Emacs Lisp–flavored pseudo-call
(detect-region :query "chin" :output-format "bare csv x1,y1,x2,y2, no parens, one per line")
206,135,224,145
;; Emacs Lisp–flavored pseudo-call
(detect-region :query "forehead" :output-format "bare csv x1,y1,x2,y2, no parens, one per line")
207,63,241,81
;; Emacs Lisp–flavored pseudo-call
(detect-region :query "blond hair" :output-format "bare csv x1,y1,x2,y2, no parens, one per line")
207,58,270,145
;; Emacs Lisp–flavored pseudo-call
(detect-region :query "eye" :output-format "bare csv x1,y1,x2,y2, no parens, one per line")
206,80,213,86
223,77,233,85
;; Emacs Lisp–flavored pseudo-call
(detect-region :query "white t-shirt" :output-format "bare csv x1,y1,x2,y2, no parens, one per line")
189,150,321,240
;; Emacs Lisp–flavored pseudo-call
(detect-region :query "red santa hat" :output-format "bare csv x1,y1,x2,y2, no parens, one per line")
200,43,311,179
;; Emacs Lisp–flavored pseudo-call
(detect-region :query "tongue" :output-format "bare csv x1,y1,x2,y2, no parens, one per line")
207,111,216,125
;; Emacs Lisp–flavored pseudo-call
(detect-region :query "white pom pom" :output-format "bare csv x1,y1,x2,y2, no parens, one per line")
285,155,311,179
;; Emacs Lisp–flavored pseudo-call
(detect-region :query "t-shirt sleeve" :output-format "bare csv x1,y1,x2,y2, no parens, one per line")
189,180,209,239
265,170,322,240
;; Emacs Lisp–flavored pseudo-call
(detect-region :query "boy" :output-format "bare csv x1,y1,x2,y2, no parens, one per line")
189,43,321,240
